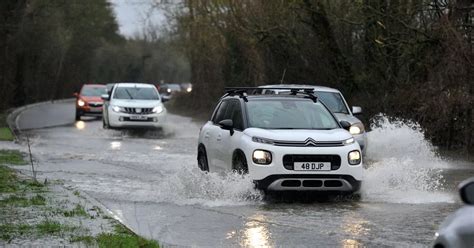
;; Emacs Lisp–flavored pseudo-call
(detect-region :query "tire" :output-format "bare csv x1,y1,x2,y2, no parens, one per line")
197,146,209,172
232,151,248,174
75,110,81,121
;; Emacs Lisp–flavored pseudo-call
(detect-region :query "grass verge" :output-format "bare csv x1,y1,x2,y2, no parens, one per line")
0,113,14,141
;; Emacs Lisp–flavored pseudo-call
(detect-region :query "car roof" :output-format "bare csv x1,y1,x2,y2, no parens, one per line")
224,94,316,102
259,84,341,93
82,84,105,88
114,83,155,88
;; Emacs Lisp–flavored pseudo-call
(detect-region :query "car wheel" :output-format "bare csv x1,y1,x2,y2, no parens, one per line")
197,146,209,172
232,151,248,174
75,110,81,121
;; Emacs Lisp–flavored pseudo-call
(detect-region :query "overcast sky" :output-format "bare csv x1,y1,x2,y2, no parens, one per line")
109,0,166,38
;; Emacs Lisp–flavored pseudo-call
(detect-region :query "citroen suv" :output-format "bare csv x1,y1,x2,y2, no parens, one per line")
197,87,363,193
102,83,167,129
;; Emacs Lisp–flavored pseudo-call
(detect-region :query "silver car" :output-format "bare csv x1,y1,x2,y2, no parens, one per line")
434,177,474,248
258,84,368,153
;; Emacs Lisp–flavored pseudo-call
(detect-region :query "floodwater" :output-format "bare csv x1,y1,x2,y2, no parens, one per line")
11,102,474,247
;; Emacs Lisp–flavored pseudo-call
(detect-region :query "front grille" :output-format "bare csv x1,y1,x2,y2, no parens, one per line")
283,154,341,170
88,102,103,107
123,107,153,115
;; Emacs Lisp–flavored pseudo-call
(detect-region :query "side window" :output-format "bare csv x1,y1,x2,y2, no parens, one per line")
212,101,229,124
227,101,244,131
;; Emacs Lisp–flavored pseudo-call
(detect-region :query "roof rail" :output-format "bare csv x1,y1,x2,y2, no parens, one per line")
223,87,318,102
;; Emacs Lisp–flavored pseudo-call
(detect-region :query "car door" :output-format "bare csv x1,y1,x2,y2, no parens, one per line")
215,100,245,170
205,100,229,171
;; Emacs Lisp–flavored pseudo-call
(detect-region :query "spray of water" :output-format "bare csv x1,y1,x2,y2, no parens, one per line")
362,114,454,203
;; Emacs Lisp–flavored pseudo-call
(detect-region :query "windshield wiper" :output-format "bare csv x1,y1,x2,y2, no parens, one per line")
125,89,134,99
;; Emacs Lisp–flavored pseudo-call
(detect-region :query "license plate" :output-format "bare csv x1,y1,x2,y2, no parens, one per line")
89,107,102,112
294,162,331,171
130,115,148,120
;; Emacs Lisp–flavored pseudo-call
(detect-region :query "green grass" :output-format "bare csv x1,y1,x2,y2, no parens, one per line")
36,220,62,235
0,127,14,141
0,150,27,166
0,220,77,241
71,224,160,248
0,194,45,207
63,204,89,217
0,223,34,241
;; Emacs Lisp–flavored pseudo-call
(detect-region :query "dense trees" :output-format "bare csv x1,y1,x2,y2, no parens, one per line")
172,0,473,154
0,0,189,109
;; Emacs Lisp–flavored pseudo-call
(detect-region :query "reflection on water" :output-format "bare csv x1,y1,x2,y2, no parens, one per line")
242,214,273,248
75,121,86,130
341,214,369,247
110,141,121,150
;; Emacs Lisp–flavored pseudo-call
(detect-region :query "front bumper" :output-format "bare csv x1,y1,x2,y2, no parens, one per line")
108,109,167,128
241,137,363,192
254,174,361,192
77,106,103,116
353,132,367,154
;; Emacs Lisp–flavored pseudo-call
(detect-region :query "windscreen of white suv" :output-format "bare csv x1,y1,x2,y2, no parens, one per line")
246,99,339,129
113,87,159,100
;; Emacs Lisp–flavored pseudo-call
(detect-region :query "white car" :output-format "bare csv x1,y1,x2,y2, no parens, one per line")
197,87,363,193
258,84,368,153
434,177,474,248
102,83,167,129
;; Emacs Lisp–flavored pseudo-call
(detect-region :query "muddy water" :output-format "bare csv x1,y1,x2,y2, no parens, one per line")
10,102,474,247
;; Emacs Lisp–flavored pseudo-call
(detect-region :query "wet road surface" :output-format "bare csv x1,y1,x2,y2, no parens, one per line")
9,101,474,247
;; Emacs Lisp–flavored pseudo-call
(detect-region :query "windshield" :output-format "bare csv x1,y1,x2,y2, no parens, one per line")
81,86,107,97
113,87,159,100
167,84,181,91
315,92,349,114
246,99,339,129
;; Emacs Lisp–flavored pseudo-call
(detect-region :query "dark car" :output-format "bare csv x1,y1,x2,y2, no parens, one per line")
74,84,107,120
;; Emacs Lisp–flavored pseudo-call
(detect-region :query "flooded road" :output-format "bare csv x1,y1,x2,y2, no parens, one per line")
7,102,474,247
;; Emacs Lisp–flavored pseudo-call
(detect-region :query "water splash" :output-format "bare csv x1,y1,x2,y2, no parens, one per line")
362,114,454,203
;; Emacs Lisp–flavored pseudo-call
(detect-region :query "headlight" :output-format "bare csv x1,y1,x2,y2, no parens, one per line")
77,99,85,107
349,122,365,135
167,88,171,93
152,106,164,113
348,150,361,165
252,150,272,165
344,137,354,145
186,87,192,92
252,136,274,145
111,106,123,113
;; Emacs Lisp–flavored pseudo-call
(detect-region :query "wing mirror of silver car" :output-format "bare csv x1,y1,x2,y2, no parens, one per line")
340,120,351,131
459,178,474,205
352,106,362,115
219,119,234,136
101,94,110,101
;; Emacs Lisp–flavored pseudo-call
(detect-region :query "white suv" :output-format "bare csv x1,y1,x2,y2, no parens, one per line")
197,88,363,193
102,83,167,129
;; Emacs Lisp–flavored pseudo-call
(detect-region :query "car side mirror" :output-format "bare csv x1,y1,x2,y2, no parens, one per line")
352,106,362,115
73,92,79,97
161,97,169,103
459,178,474,205
340,120,351,131
219,119,234,136
101,94,109,101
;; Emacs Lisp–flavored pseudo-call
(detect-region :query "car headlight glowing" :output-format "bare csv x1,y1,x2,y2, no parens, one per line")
348,150,361,165
167,88,171,93
252,136,274,145
349,122,365,135
252,150,272,165
152,106,164,113
111,106,123,113
344,137,355,145
77,99,85,107
186,87,192,92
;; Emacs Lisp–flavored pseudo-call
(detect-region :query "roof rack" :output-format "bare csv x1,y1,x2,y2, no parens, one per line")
223,87,318,102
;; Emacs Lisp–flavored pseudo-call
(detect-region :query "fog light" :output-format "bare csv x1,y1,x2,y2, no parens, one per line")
119,117,124,122
348,150,361,165
252,150,272,165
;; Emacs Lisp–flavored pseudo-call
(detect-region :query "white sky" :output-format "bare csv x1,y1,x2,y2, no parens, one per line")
109,0,166,38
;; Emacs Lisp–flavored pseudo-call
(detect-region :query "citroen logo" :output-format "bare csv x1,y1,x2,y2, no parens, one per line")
304,138,318,147
136,108,142,113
